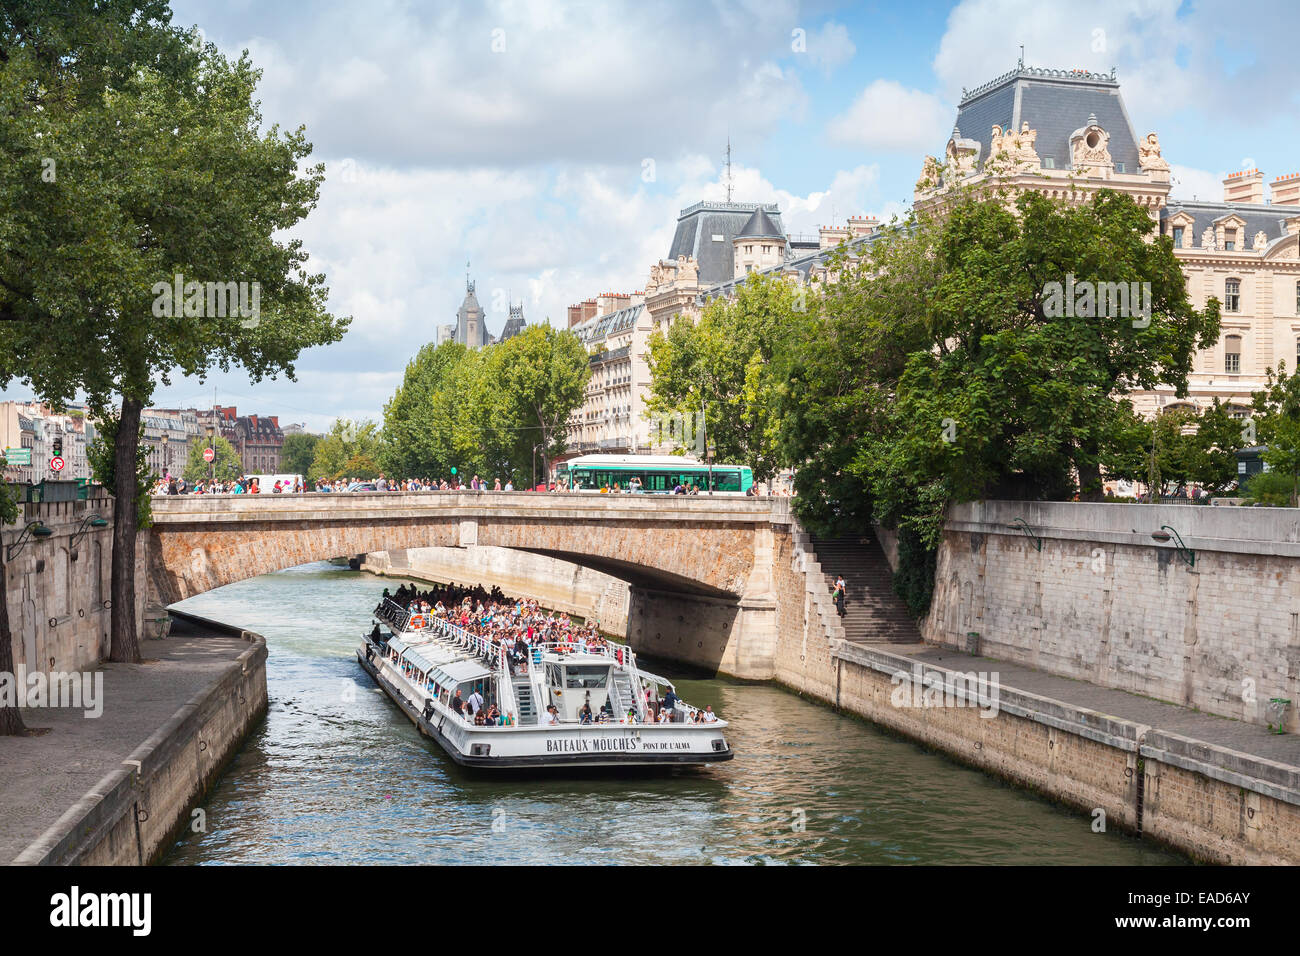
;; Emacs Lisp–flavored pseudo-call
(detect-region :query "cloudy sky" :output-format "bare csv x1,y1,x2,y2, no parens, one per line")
14,0,1300,431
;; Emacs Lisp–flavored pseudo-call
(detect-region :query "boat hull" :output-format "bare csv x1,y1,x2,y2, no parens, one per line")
358,648,733,769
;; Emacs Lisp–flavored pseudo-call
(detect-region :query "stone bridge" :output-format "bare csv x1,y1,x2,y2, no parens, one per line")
146,492,815,677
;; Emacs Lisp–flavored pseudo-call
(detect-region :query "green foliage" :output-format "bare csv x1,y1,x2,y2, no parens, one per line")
87,412,151,529
380,327,589,485
647,272,797,480
182,435,241,484
1250,361,1300,507
1242,470,1293,507
281,432,320,476
310,419,382,481
893,525,937,617
0,456,17,527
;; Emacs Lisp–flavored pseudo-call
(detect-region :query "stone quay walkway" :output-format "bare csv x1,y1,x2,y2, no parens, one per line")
0,616,249,864
874,642,1300,769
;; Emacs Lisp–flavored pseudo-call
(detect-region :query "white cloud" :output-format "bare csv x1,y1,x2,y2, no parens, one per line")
826,80,952,154
804,21,856,72
1168,164,1223,204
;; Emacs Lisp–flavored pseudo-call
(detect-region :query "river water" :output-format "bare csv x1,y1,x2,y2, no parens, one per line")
164,562,1183,865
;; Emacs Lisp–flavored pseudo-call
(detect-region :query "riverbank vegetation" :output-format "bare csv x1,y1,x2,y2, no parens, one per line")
368,324,589,486
649,188,1238,615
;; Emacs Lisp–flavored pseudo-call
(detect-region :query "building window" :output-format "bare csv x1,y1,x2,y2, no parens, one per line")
1225,335,1241,374
1224,278,1241,312
1295,280,1300,315
1114,162,1126,173
1041,157,1055,169
1172,226,1184,248
1224,229,1236,251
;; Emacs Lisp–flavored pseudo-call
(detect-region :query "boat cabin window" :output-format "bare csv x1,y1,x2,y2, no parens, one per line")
564,665,610,689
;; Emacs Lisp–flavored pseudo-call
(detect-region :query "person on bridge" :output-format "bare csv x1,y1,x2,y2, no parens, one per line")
833,575,847,617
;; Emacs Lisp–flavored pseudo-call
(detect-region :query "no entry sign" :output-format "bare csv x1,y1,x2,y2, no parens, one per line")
203,447,215,463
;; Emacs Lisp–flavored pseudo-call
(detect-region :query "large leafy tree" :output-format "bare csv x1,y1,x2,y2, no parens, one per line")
647,272,797,480
478,324,589,485
380,328,588,486
1250,362,1300,507
182,435,242,484
0,457,22,734
822,189,1217,546
280,432,320,476
0,4,348,662
309,419,383,482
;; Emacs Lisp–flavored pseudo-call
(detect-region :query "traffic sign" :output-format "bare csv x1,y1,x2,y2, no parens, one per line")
4,447,31,465
50,456,65,472
203,446,215,463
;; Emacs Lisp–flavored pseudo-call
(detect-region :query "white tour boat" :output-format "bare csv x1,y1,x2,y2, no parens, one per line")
357,598,733,768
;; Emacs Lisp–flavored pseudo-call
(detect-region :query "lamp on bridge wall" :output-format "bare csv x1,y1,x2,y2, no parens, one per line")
1005,517,1043,552
69,513,108,561
6,520,53,562
1147,525,1195,567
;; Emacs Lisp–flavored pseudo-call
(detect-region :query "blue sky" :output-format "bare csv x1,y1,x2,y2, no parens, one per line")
9,0,1299,431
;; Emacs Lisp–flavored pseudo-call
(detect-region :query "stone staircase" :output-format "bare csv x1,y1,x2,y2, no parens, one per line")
807,532,921,644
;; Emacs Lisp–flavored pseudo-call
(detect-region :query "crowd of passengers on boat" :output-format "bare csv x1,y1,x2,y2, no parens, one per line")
373,582,720,727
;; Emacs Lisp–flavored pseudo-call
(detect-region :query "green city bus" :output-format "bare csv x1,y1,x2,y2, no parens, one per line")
555,454,754,494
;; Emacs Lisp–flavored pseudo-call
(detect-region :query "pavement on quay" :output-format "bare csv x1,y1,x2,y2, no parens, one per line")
871,641,1300,768
0,617,249,864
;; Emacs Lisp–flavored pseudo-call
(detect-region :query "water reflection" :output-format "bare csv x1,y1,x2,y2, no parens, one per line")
165,562,1183,865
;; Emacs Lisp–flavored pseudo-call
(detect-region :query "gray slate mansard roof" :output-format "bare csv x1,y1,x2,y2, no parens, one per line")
1160,201,1300,250
950,66,1141,174
667,201,785,286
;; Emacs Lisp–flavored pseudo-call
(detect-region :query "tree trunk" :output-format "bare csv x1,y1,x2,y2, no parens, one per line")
0,545,25,735
1077,437,1104,502
109,396,142,663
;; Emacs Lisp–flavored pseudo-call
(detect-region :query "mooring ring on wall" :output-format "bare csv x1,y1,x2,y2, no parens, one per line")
1125,767,1133,778
47,617,57,628
102,599,112,609
78,608,85,618
136,807,150,823
198,740,208,752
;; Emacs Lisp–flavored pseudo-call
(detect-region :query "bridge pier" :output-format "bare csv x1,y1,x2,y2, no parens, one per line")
625,526,778,680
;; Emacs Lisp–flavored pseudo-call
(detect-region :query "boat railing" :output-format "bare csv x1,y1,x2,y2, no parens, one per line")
426,617,519,722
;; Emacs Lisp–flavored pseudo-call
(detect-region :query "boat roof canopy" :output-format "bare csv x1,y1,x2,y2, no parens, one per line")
434,659,492,687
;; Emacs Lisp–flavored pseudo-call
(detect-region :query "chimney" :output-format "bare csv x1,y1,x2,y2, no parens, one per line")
848,214,879,237
1223,169,1264,204
567,304,583,328
1271,172,1300,207
580,298,597,322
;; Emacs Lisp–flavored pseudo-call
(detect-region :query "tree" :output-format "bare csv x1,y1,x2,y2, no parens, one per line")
0,455,22,734
647,272,797,480
281,432,320,477
182,435,241,484
0,5,348,662
379,341,472,478
310,419,382,482
379,329,589,486
1250,361,1300,507
478,324,589,484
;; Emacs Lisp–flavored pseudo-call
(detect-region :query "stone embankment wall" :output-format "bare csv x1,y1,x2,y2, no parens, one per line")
11,610,268,865
762,501,1300,864
922,500,1300,730
1,494,149,676
364,546,631,636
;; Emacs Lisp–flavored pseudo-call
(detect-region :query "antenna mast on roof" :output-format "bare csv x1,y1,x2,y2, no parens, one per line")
725,136,733,202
